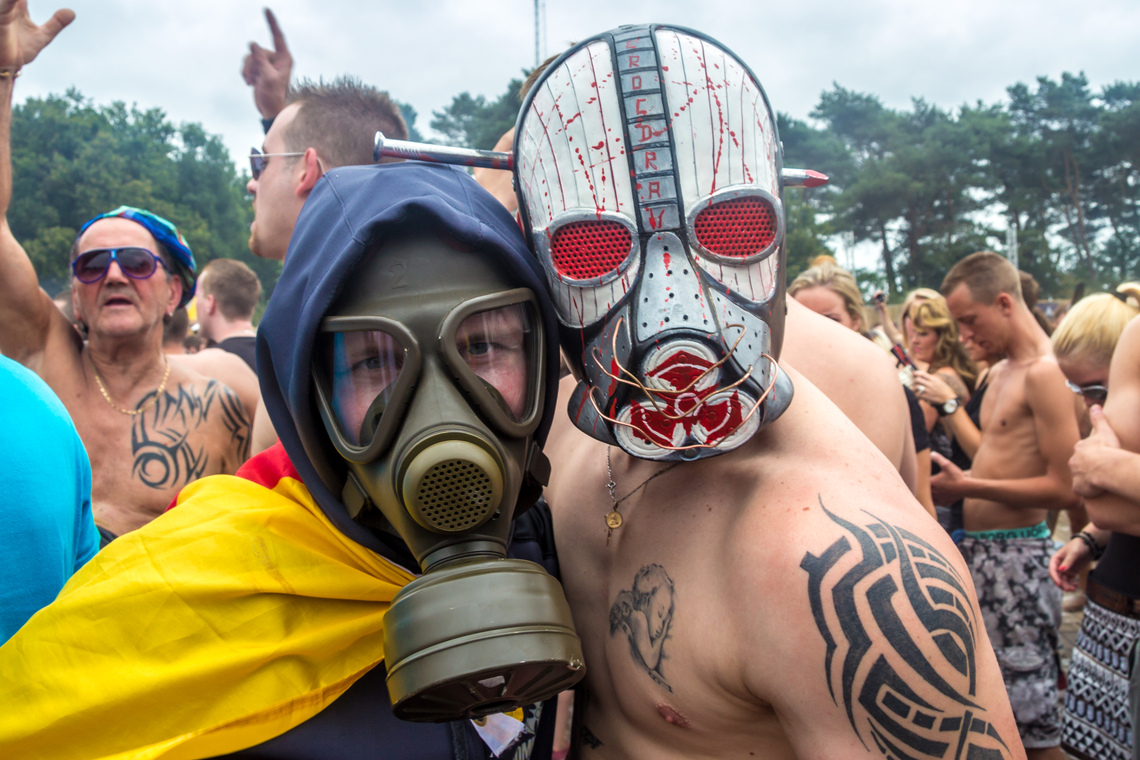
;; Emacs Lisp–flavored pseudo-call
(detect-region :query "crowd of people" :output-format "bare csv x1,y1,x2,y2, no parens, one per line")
792,255,1140,760
0,3,1138,760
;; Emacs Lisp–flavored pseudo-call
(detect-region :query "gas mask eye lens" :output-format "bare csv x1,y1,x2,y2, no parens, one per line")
549,220,632,280
454,303,534,422
693,196,778,258
321,329,407,446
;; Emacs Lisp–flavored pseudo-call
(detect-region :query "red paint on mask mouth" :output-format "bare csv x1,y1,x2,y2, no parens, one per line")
646,349,714,392
625,347,749,448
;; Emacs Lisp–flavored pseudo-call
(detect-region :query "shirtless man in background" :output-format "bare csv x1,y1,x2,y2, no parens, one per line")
517,25,1020,759
931,251,1080,759
0,3,249,539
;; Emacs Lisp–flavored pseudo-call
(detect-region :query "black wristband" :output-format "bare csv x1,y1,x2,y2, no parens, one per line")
1075,531,1105,560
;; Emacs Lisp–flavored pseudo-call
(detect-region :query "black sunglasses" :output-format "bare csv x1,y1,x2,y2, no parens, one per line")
72,247,169,283
1065,379,1109,405
249,147,305,180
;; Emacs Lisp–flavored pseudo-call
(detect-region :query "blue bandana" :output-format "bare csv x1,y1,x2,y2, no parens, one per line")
77,206,197,308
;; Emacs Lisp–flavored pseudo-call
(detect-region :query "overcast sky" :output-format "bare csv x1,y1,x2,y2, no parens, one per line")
15,0,1139,176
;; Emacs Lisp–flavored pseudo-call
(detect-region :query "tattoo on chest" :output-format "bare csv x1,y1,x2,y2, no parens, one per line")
609,564,675,692
800,499,1010,759
130,381,250,490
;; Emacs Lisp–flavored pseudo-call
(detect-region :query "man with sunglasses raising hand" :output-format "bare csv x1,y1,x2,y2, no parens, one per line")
0,0,250,541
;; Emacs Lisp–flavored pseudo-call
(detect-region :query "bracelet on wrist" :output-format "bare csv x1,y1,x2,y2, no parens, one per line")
0,68,21,81
1075,531,1106,560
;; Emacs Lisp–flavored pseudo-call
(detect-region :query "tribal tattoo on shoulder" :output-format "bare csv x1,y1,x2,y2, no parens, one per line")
131,380,251,490
800,500,1010,759
609,564,675,691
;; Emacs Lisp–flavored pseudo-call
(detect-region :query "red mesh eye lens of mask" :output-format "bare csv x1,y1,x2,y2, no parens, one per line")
693,196,778,258
549,220,632,280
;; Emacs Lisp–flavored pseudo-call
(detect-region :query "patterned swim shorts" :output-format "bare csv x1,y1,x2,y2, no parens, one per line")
958,533,1063,748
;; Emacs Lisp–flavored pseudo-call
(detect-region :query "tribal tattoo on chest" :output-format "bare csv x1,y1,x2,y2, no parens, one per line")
609,564,675,692
130,381,250,490
800,500,1010,759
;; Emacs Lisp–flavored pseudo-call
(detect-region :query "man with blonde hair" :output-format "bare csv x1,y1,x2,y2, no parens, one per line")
934,250,1081,759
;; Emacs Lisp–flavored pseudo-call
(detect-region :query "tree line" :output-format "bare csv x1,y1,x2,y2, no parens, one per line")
10,90,274,299
13,71,1138,303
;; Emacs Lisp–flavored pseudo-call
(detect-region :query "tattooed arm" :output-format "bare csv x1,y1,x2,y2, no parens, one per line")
741,498,1023,760
215,381,252,471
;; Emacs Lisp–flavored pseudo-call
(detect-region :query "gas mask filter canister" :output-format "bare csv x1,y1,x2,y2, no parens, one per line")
312,232,583,721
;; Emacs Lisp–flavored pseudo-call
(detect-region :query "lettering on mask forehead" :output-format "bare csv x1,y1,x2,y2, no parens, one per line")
516,27,783,329
613,27,683,235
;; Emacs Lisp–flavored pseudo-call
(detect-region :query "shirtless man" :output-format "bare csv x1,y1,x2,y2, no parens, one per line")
0,2,249,538
516,25,1020,759
930,252,1080,759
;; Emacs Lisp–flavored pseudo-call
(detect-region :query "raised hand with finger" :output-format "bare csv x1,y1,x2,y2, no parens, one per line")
0,0,74,76
241,8,292,121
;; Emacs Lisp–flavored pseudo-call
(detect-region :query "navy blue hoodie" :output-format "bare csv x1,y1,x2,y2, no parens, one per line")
257,161,560,559
233,163,562,760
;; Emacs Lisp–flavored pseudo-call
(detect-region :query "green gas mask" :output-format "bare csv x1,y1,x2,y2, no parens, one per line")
312,231,583,722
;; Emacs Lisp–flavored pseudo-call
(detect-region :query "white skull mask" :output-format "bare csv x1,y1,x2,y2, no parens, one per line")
516,24,820,461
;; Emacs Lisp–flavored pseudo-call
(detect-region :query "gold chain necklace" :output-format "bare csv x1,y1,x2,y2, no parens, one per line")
89,354,171,416
604,447,681,545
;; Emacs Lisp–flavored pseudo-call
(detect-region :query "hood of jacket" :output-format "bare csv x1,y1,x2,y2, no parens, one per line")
257,161,560,555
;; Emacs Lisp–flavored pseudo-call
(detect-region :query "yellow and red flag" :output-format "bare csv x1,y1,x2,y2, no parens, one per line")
0,445,416,760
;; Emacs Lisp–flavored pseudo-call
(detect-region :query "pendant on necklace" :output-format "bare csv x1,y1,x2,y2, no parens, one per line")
605,510,623,530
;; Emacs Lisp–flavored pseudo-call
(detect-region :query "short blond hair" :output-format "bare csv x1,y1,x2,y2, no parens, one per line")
1052,283,1140,366
788,261,864,329
942,251,1021,304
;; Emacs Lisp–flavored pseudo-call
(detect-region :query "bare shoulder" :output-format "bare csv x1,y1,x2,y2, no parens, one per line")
782,301,908,466
783,299,899,386
729,490,1019,758
1022,354,1070,408
724,378,1021,758
1105,316,1140,450
1109,315,1140,391
171,348,260,414
25,305,85,388
172,347,251,377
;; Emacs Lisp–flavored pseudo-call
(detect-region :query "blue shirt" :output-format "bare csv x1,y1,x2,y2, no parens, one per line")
0,354,99,643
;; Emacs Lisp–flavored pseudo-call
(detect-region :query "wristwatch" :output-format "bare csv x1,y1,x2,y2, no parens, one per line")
937,398,960,417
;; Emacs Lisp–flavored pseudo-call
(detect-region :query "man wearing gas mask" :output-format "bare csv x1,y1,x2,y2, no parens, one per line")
0,163,581,759
513,25,1023,759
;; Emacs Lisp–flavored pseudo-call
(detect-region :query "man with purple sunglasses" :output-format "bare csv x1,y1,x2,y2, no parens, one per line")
0,1,250,543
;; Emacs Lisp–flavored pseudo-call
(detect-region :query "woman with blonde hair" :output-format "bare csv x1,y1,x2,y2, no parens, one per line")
1048,282,1140,760
787,261,867,333
909,298,978,395
874,287,941,350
